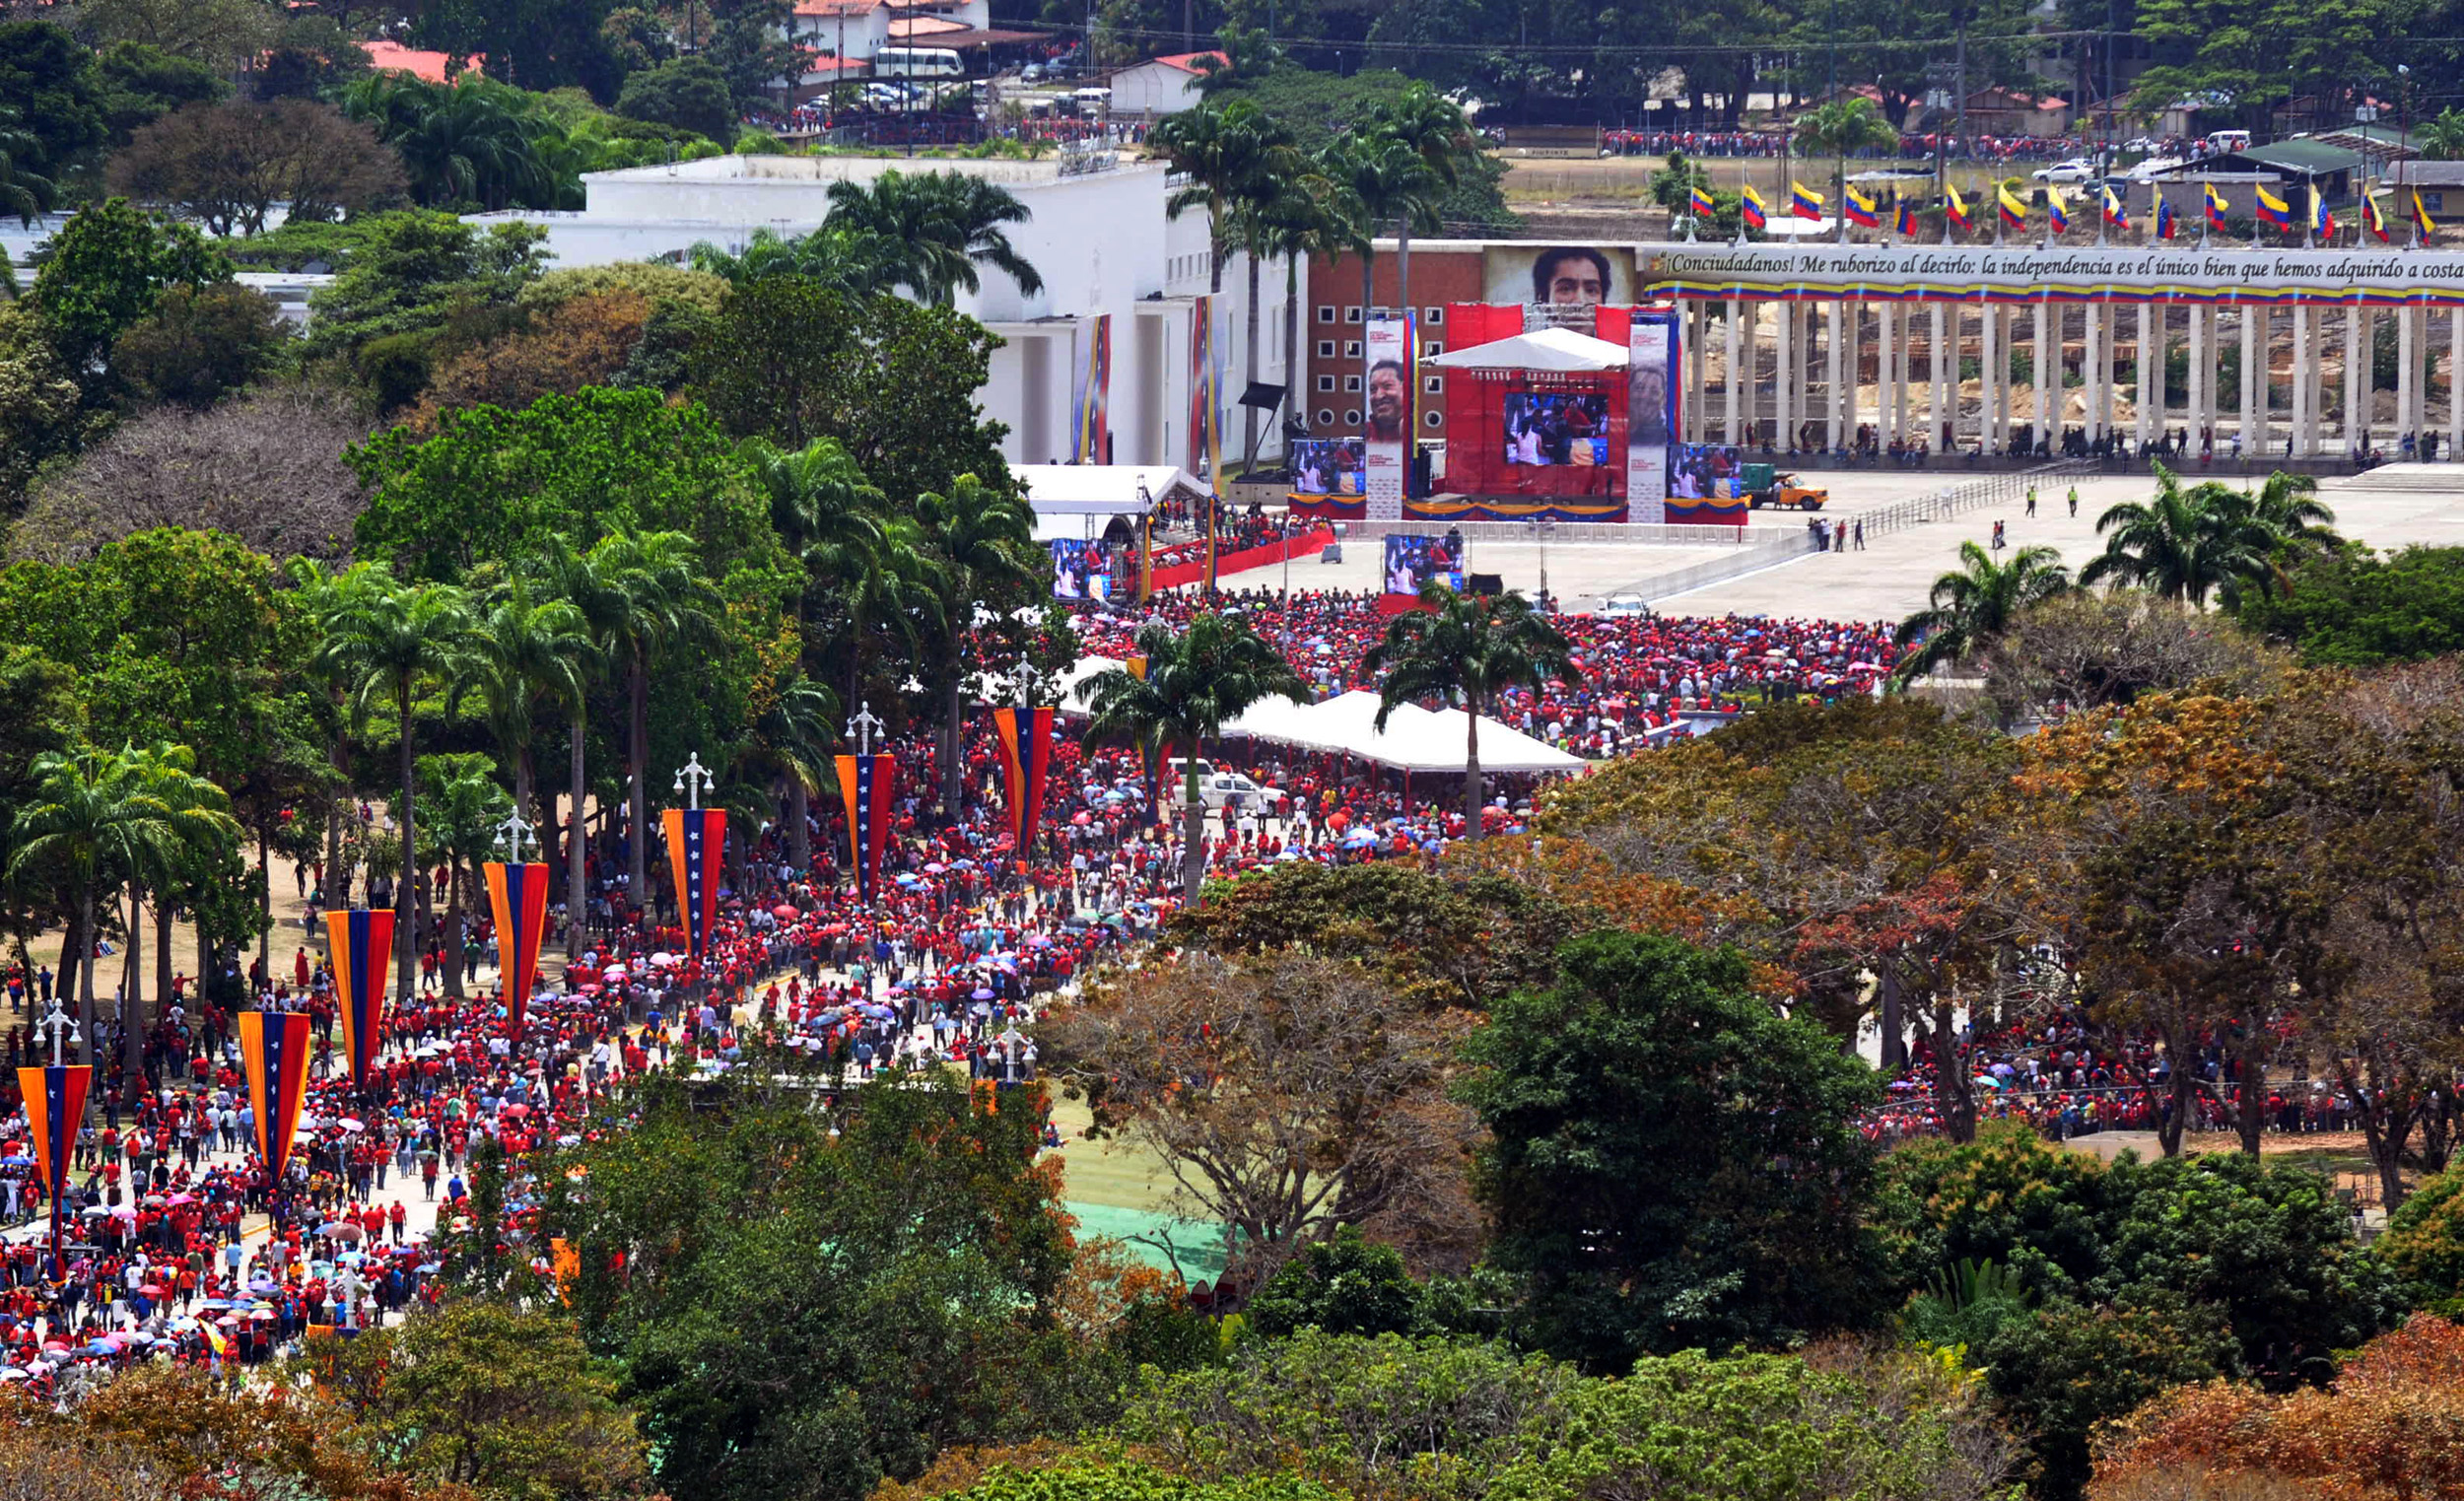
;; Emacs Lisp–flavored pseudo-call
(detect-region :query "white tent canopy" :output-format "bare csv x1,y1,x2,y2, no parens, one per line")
1427,326,1627,373
1014,464,1202,514
1415,708,1588,773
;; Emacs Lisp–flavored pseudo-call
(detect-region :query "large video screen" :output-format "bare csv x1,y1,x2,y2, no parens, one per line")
1672,443,1746,500
1289,439,1366,495
1503,389,1611,467
1382,533,1464,598
1050,538,1117,600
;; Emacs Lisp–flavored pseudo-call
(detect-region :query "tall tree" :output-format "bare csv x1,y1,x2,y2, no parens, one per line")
1364,583,1577,834
1892,540,2073,682
458,576,595,851
311,570,473,986
576,531,719,911
820,171,1045,307
914,476,1035,823
1076,612,1309,900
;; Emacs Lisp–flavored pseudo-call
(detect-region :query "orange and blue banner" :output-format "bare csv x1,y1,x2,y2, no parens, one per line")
992,707,1055,854
240,1010,311,1183
662,807,727,961
483,860,550,1033
835,753,894,902
18,1061,88,1258
325,907,393,1087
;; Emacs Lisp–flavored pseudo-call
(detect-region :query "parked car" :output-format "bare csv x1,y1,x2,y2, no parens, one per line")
2032,157,2098,183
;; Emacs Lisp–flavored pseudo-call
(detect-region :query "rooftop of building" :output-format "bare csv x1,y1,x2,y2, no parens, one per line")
583,151,1162,189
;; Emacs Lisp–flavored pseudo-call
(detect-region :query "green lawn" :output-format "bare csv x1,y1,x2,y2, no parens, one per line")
1045,1093,1232,1281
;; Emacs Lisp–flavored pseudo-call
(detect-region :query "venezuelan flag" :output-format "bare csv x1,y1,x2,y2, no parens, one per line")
1688,184,1715,219
1945,184,1972,233
2206,182,2230,231
2417,188,2439,236
2047,187,2069,235
1790,180,1823,220
2363,191,2390,242
2101,185,2128,230
1997,184,2026,230
1845,183,1879,227
1741,183,1767,230
1894,195,1918,237
2311,185,2337,239
2255,184,2293,232
2156,196,2176,240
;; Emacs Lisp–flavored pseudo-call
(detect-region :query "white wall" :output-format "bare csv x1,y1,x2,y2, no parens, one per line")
1108,62,1200,117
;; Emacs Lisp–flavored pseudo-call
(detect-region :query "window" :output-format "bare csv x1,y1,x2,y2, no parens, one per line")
1318,305,1336,322
1423,409,1444,429
1316,340,1335,358
1344,375,1361,391
1344,340,1361,358
1423,375,1443,393
1425,307,1444,324
1345,306,1362,322
2430,192,2448,211
1317,408,1335,426
1423,340,1444,358
1316,375,1335,392
1343,409,1361,425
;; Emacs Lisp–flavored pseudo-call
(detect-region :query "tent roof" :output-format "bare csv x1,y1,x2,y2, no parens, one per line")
1426,326,1627,373
1415,708,1588,773
1015,464,1202,514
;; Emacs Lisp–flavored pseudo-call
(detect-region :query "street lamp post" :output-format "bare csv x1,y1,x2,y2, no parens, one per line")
673,752,712,811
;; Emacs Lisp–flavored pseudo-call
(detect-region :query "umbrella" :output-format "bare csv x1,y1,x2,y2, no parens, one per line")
336,1119,366,1133
650,952,676,967
316,1222,351,1237
772,905,798,920
0,1156,29,1168
503,1103,530,1118
971,988,995,1000
139,1284,164,1297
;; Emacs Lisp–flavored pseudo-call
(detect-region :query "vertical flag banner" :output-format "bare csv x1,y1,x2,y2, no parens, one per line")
1071,313,1113,464
1627,308,1680,521
834,753,895,901
2156,196,2178,240
992,706,1056,853
17,1061,88,1258
325,907,395,1087
240,1010,312,1183
483,861,550,1033
662,808,728,961
1741,184,1769,232
1362,314,1409,520
1189,296,1222,584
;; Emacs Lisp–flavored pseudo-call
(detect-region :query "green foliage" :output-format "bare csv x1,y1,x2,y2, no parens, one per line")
1902,1258,2037,1352
1974,1292,2234,1501
533,1065,1085,1501
615,57,732,143
350,386,779,583
1873,1122,2122,1303
1463,931,1888,1369
250,16,374,102
2228,543,2464,665
299,209,546,364
215,215,390,272
1191,67,1513,231
1247,1226,1427,1338
410,0,627,101
1112,1330,1578,1501
110,282,288,407
0,305,94,502
341,72,581,211
518,261,731,315
690,279,1011,506
937,1463,1345,1501
96,41,230,147
2376,1164,2464,1303
0,23,107,195
316,1301,652,1501
1172,858,1593,1010
29,197,233,384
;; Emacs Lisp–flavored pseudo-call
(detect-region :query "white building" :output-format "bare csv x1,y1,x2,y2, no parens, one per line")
465,152,1295,470
1105,52,1221,119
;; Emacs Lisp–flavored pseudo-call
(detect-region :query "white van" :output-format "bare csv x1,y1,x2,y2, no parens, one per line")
2205,129,2252,154
873,46,965,79
1198,772,1283,811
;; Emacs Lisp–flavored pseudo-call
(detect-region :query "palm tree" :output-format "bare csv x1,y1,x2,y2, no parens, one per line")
1893,541,2074,680
687,225,907,297
2421,107,2464,162
458,576,595,848
1369,84,1477,319
582,532,719,907
1328,130,1446,358
1233,163,1344,472
340,73,562,211
821,171,1044,306
1154,99,1297,297
1364,585,1578,834
0,104,55,227
311,571,474,984
1076,613,1310,903
11,744,238,1069
916,475,1036,820
2080,463,2283,607
531,536,622,955
741,437,888,627
830,513,944,721
111,742,240,1100
286,558,375,912
412,752,512,1001
1792,97,1897,242
734,672,840,872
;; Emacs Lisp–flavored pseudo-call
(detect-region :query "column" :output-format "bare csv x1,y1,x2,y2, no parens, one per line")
2345,306,2367,457
2136,303,2157,452
1894,306,1911,445
2185,306,2204,456
1930,302,1950,453
2399,304,2420,450
1724,300,1742,443
2034,301,2053,457
1823,299,1843,451
2085,304,2104,442
1844,301,1863,451
2290,307,2309,458
1995,307,2014,452
1776,302,1795,451
2242,306,2261,458
2449,308,2463,459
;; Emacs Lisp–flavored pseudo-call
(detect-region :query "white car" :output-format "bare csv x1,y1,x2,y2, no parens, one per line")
1198,772,1283,811
1597,592,1652,617
2032,158,2097,183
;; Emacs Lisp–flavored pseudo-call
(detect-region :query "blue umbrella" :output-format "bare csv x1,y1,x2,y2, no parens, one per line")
0,1156,30,1168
